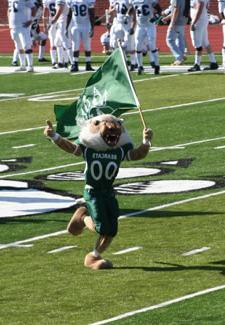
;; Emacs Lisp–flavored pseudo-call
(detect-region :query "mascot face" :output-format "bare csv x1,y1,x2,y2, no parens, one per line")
79,114,132,151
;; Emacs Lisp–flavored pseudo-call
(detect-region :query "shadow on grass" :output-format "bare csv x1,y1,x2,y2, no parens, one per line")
113,261,225,275
119,209,225,219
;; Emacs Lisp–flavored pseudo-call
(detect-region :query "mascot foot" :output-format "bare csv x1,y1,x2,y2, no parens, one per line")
84,253,113,270
67,206,87,235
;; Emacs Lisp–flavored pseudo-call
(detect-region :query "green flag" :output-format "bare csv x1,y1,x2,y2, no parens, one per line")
54,46,140,139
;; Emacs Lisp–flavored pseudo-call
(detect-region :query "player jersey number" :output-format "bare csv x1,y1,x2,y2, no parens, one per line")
135,4,150,16
72,4,88,16
90,160,118,181
49,3,56,16
115,2,128,14
9,1,19,13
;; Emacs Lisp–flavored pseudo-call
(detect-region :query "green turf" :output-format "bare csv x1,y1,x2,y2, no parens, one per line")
0,53,225,324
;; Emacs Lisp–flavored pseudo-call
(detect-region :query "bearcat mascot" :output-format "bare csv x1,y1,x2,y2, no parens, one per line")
44,114,152,270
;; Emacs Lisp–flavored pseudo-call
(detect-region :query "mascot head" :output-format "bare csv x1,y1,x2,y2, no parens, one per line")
79,114,133,151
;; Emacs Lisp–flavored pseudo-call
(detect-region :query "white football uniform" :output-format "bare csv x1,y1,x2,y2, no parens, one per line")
8,0,35,50
109,0,133,49
132,0,154,51
190,0,209,48
31,5,47,42
66,0,95,51
54,0,70,48
43,0,58,47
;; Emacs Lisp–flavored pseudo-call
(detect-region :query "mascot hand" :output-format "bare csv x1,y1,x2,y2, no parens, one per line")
44,120,56,138
143,128,153,145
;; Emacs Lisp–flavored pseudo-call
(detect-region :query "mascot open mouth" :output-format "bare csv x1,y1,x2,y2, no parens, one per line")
100,120,122,147
101,131,121,146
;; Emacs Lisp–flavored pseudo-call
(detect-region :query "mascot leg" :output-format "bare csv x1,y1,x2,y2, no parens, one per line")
67,206,87,235
84,235,114,270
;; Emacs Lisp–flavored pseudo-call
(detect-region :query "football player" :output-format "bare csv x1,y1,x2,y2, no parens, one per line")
188,0,218,71
218,0,225,67
66,0,96,72
8,0,36,72
131,0,160,75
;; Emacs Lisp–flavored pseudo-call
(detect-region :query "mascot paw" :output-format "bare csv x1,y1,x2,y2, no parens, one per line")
84,253,113,270
67,206,87,235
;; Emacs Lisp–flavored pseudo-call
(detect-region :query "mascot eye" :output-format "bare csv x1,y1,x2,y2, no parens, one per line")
94,120,100,126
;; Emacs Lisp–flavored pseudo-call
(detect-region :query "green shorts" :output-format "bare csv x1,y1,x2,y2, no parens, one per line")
83,188,119,237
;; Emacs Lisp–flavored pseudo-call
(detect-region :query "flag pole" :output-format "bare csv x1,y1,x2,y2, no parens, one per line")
118,44,148,129
137,105,147,129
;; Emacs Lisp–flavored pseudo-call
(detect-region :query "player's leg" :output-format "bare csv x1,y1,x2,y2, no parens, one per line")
20,28,34,72
82,26,94,71
147,24,160,74
135,26,145,75
71,26,80,72
188,26,202,71
10,29,26,71
203,28,218,70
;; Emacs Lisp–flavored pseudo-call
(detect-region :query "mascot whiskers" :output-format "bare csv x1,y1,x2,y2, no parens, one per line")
44,114,152,270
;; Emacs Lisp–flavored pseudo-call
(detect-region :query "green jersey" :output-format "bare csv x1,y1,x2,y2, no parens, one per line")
77,141,133,191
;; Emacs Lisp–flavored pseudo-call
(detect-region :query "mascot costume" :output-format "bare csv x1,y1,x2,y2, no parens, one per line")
44,114,152,270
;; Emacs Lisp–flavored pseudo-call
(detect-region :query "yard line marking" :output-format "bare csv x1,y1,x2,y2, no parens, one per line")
0,161,85,179
0,134,224,179
48,245,77,254
1,189,225,250
214,145,225,149
119,189,225,219
0,230,67,250
12,144,36,149
1,96,225,136
113,246,143,255
182,247,210,256
88,284,225,325
124,96,225,116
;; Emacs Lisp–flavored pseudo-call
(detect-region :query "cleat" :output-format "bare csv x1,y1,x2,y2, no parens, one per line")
52,63,58,69
203,62,218,70
11,61,18,66
137,66,144,75
15,66,26,72
86,62,95,71
26,66,34,72
154,65,160,74
188,64,201,72
57,62,64,68
38,57,49,62
70,62,79,72
171,60,183,66
150,61,155,68
130,64,136,71
67,206,87,235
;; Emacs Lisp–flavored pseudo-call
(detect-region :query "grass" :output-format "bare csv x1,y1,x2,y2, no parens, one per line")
0,53,225,324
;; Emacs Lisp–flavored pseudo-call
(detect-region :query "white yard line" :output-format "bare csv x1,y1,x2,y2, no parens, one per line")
12,144,36,149
182,247,210,256
1,96,225,137
0,161,85,179
88,284,225,325
1,189,225,250
0,230,67,250
0,133,224,178
48,245,77,254
113,247,143,255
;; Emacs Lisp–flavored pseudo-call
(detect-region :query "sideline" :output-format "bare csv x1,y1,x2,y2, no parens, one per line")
88,284,225,325
1,188,225,250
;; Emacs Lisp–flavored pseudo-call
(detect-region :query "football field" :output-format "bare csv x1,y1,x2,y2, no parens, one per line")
0,54,225,324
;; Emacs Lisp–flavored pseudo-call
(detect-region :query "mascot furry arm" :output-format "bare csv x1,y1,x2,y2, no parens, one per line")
44,115,152,160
